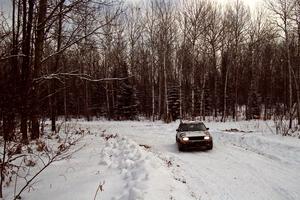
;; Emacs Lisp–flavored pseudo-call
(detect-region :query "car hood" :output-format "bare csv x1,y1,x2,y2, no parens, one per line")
180,131,209,137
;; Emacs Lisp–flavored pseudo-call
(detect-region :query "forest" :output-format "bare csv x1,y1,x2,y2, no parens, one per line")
0,0,300,144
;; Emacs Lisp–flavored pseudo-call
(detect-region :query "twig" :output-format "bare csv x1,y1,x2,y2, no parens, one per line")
13,133,84,200
13,155,56,200
7,154,27,164
14,157,25,198
264,121,275,135
93,181,105,200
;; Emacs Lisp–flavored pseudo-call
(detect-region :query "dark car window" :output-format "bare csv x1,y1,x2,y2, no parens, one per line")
178,123,206,131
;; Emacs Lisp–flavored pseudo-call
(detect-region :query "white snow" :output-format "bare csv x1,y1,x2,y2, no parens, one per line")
3,120,300,200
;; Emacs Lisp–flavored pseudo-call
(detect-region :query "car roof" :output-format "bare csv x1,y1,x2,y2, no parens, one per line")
180,121,204,124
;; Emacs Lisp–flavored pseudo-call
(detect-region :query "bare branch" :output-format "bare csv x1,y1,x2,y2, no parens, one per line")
34,72,134,83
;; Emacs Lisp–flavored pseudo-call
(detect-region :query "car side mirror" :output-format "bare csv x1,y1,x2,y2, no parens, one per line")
206,128,209,130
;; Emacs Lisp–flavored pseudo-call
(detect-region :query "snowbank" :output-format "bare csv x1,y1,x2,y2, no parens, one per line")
206,121,300,166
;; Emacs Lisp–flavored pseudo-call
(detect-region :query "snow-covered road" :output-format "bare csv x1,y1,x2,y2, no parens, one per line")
7,120,300,200
84,120,300,200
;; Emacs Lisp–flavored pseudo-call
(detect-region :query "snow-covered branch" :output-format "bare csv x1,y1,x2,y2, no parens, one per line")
0,54,26,61
34,72,134,83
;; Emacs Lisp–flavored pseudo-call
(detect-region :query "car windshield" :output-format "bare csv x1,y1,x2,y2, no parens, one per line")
178,123,206,131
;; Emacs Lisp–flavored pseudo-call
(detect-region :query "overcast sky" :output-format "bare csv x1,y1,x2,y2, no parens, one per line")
0,0,10,12
0,0,263,17
220,0,263,9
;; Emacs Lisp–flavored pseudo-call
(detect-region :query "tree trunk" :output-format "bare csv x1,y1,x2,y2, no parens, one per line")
31,0,48,139
234,67,238,121
151,52,155,121
297,18,300,126
223,64,230,122
179,52,183,119
158,64,162,119
85,79,90,121
2,0,19,141
191,45,195,118
51,1,64,132
200,73,207,121
285,26,293,129
213,48,218,119
163,50,169,122
63,75,67,120
20,0,34,143
105,82,110,120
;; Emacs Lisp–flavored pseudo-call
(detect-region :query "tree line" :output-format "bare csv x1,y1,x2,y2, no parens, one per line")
0,0,300,143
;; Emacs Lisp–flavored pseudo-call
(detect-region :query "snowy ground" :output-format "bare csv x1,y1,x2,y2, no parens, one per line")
3,120,300,200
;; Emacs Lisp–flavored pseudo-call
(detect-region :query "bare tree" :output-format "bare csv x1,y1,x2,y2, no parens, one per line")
145,1,158,121
205,2,224,119
221,0,250,121
183,0,209,118
266,0,297,128
152,0,177,122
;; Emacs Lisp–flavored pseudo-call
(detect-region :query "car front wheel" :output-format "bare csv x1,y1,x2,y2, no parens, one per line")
207,142,213,150
178,143,185,151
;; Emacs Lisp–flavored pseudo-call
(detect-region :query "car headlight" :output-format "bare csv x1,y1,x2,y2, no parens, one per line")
182,137,189,141
204,136,210,140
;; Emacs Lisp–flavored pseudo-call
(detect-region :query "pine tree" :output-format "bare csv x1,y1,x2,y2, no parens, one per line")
167,84,180,121
204,84,212,117
246,82,260,120
115,62,139,120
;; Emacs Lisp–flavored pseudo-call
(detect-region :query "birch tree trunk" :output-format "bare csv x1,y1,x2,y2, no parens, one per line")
223,64,230,122
151,51,155,121
285,22,293,129
213,48,218,119
200,72,207,121
179,52,183,119
191,45,195,119
163,50,169,122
